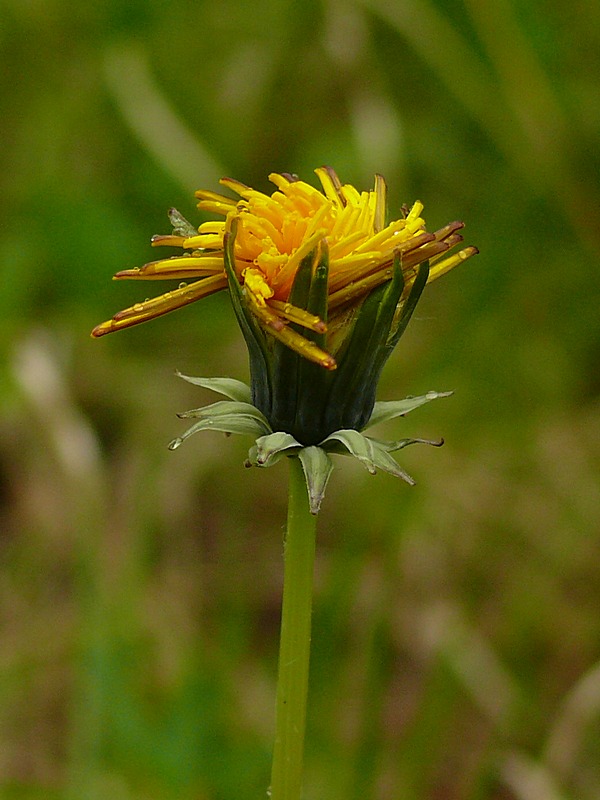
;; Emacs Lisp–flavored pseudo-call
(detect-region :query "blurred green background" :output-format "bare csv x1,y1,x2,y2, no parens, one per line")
1,0,600,798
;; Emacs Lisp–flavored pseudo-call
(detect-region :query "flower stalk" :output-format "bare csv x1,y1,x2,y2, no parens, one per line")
270,457,317,800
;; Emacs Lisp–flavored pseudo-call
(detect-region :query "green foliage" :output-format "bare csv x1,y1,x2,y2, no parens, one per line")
2,0,600,798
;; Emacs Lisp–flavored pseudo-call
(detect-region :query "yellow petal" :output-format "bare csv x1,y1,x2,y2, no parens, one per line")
314,166,346,208
90,274,228,337
115,256,225,280
243,267,274,303
247,293,336,369
268,299,327,333
427,246,479,283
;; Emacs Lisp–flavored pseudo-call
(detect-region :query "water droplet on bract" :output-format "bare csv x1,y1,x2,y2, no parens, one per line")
179,282,188,289
133,303,144,312
168,437,183,450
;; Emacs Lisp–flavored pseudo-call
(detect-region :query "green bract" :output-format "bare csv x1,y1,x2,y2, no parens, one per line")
170,375,450,514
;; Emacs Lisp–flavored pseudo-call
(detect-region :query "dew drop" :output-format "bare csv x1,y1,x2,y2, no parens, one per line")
168,437,183,450
178,282,188,289
133,303,144,312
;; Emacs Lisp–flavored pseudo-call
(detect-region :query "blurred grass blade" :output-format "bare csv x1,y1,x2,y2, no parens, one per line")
104,43,225,193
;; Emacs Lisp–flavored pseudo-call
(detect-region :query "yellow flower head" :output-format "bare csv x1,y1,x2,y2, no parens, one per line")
92,167,477,372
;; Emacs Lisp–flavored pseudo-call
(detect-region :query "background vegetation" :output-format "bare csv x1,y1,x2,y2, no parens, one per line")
1,0,599,798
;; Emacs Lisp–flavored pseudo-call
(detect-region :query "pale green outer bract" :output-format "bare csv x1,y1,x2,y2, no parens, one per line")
169,375,451,514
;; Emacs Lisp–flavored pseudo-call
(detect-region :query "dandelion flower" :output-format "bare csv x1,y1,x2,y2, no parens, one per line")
93,168,477,451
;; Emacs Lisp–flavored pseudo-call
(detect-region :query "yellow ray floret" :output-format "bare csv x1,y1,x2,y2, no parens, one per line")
91,275,228,337
92,167,478,367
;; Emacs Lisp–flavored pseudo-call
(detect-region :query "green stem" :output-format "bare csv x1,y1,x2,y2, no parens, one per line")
270,456,318,800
